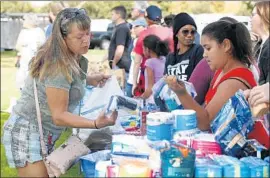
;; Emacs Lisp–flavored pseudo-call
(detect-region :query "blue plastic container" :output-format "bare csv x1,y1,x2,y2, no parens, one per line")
147,112,174,141
223,164,250,177
195,158,222,177
172,110,197,131
211,155,250,177
241,156,269,177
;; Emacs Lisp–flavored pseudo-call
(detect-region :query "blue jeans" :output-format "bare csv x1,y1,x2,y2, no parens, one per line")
125,83,133,97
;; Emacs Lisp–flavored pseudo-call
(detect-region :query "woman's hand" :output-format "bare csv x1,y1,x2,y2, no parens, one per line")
87,73,111,87
95,110,118,129
165,76,188,95
247,83,269,107
140,88,152,100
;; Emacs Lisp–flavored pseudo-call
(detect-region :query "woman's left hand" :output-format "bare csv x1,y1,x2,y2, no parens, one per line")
165,75,187,95
88,73,111,87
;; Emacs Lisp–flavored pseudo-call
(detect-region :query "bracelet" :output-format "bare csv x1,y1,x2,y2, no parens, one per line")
94,120,99,129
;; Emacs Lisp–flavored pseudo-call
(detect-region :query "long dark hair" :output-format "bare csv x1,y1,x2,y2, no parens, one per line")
143,35,169,57
202,20,253,67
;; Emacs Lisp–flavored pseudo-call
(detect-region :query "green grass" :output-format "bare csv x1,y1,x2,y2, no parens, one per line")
0,50,107,177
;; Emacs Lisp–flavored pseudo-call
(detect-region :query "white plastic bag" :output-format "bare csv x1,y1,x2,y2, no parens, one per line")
81,75,124,119
73,76,124,149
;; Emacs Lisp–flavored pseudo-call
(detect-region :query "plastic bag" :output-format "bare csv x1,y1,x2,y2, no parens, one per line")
152,78,197,112
210,90,254,157
81,76,124,119
73,76,124,149
80,150,111,177
111,135,151,157
160,142,196,177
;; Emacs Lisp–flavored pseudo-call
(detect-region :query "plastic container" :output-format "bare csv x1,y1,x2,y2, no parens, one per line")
210,155,250,177
223,164,250,177
147,112,174,141
172,110,197,131
195,158,222,177
240,156,269,177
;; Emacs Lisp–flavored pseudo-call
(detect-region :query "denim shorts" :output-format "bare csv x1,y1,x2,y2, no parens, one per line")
2,113,60,168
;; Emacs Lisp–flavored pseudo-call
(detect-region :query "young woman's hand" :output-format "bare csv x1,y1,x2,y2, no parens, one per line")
95,110,118,129
165,76,188,95
140,89,152,99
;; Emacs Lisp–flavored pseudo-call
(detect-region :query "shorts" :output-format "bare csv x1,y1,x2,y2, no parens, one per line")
2,113,60,168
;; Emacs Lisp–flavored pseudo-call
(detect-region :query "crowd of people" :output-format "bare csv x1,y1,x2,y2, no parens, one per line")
3,1,269,177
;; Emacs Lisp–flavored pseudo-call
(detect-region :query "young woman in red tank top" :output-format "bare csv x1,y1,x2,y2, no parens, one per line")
166,20,257,131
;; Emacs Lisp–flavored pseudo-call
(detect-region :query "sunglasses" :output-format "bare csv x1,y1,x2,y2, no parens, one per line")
181,29,196,36
61,8,88,35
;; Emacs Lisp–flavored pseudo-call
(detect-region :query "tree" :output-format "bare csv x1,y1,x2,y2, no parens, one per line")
242,1,255,12
237,2,254,16
210,1,225,13
169,1,191,14
1,1,35,13
82,1,133,19
190,1,211,14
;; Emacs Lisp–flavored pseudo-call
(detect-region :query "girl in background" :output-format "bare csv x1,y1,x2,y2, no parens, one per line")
140,35,169,104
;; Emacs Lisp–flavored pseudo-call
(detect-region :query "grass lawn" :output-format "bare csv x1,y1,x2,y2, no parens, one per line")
1,49,105,177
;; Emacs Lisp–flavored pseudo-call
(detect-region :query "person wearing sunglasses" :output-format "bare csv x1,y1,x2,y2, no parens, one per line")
3,8,118,177
166,20,258,132
164,12,204,82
